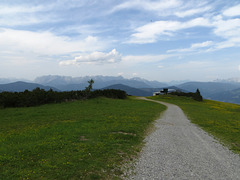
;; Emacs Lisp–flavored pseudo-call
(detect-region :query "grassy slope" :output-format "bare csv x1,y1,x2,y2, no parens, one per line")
0,97,165,179
149,95,240,154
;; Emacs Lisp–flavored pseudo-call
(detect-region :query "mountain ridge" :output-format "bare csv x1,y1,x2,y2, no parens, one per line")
0,75,240,104
208,88,240,104
176,81,240,97
0,81,59,92
34,75,168,90
101,84,151,96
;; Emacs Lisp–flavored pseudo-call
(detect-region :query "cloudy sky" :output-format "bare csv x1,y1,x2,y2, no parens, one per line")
0,0,240,82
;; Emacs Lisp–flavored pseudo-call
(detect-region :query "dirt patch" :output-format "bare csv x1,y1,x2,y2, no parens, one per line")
79,136,89,141
111,132,136,136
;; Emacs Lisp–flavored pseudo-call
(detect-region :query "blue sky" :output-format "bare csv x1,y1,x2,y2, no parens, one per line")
0,0,240,82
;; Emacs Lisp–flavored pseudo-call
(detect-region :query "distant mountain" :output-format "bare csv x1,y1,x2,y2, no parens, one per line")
101,84,188,97
208,88,240,104
2,75,240,104
177,82,240,98
53,83,88,91
102,84,151,96
214,77,240,83
0,81,59,92
165,80,191,86
34,75,168,90
0,78,16,84
0,78,31,84
129,77,168,88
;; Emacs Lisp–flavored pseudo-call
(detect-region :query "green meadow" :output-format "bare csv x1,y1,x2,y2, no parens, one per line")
149,95,240,154
1,95,239,179
0,97,165,179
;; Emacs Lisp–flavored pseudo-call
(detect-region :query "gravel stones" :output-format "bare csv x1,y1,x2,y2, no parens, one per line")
127,98,240,180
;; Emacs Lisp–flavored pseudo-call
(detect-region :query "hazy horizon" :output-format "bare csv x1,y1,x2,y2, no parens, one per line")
0,1,240,82
1,74,240,85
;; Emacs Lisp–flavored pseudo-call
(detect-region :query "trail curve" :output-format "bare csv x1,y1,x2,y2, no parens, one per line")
128,97,240,180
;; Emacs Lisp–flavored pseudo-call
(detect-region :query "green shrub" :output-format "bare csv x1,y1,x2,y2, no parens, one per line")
170,89,203,101
0,89,127,108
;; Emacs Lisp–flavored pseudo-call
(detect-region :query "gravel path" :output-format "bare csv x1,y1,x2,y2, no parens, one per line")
128,97,240,180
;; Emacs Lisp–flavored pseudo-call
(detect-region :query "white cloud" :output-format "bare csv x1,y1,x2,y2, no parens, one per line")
239,65,240,72
191,41,213,48
122,54,173,63
0,15,44,27
0,28,107,56
110,0,181,15
59,49,122,65
0,1,239,81
184,17,211,27
214,40,240,50
110,0,216,19
168,41,213,53
223,4,240,17
128,12,239,51
175,7,211,18
213,18,240,39
0,4,61,26
128,21,181,43
0,2,95,27
209,16,240,50
118,72,124,76
128,17,211,44
0,5,45,15
132,72,138,76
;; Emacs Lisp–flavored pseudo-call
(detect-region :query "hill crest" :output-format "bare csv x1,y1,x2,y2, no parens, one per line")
0,81,59,92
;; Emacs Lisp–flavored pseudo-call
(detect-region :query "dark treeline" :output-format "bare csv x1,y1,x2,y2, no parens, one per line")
0,88,127,108
170,89,203,101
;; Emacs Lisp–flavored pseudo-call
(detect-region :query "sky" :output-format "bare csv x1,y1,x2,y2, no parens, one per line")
0,0,240,82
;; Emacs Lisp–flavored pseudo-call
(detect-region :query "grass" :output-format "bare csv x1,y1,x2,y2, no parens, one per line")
0,97,165,179
149,95,240,154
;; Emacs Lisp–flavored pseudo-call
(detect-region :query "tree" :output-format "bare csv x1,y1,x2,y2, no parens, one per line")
163,88,168,95
84,79,94,98
193,89,203,101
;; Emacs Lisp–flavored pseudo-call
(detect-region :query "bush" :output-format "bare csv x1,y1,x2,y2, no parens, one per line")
0,88,127,108
170,89,203,101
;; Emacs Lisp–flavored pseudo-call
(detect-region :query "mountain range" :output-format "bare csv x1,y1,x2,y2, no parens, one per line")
0,81,59,92
34,75,168,90
177,82,240,98
1,75,240,104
